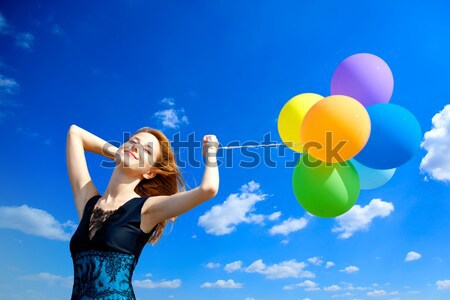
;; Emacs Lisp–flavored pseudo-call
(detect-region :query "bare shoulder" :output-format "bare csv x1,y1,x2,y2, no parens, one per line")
141,195,168,216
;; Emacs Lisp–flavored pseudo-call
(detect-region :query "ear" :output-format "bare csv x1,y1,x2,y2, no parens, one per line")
143,169,157,180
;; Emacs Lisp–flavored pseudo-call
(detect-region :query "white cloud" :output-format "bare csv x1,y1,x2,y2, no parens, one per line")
245,259,314,279
268,211,282,221
340,266,359,273
324,285,342,291
200,279,243,288
300,280,320,291
281,239,289,245
0,12,36,53
205,262,220,269
367,289,399,297
153,98,188,129
15,32,35,50
405,251,422,262
269,217,308,236
160,97,175,106
326,261,335,268
332,199,394,239
307,257,323,266
367,290,387,296
301,281,316,289
245,211,282,226
245,259,266,273
283,280,320,291
331,292,352,298
198,181,269,235
0,74,20,96
224,261,243,273
0,204,76,241
247,213,265,224
436,279,450,289
153,108,189,129
341,282,371,291
19,272,73,288
133,279,181,288
0,288,61,300
420,105,450,182
0,73,20,122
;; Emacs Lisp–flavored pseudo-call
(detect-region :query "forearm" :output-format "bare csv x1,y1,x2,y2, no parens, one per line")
200,153,219,194
68,125,118,160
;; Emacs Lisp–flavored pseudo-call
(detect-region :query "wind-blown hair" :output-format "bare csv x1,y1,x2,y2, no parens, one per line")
130,127,187,246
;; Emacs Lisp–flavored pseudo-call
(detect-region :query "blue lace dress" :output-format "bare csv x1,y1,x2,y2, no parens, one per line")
69,195,156,300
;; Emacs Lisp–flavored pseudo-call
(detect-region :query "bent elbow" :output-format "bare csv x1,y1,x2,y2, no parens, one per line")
209,188,218,198
200,186,219,198
68,124,79,135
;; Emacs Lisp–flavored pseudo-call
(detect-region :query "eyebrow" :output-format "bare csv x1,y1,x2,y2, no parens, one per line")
132,136,153,151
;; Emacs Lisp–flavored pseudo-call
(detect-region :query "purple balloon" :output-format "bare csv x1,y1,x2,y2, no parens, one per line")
330,53,394,107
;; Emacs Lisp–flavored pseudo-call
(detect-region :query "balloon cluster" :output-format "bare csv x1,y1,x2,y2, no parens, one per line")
277,53,422,218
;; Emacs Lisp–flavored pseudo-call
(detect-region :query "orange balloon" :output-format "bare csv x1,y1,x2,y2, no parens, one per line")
300,95,371,163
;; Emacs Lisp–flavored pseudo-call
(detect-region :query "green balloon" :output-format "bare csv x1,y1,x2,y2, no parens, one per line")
292,154,360,218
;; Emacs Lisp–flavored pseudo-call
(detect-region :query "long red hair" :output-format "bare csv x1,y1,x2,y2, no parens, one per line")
130,127,187,246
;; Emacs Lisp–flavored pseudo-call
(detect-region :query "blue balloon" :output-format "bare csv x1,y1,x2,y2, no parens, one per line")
350,159,396,190
354,104,422,169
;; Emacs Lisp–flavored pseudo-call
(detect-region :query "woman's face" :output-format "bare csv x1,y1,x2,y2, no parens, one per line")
117,132,162,174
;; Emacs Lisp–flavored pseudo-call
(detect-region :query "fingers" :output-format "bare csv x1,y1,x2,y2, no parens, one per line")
202,135,219,157
203,135,219,147
203,135,218,142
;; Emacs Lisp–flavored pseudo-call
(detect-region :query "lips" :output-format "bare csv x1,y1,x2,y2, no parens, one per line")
125,150,138,160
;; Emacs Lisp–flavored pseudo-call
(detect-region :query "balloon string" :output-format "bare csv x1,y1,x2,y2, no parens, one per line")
218,142,303,150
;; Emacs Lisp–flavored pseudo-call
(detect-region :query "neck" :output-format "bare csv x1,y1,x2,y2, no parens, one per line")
102,167,141,202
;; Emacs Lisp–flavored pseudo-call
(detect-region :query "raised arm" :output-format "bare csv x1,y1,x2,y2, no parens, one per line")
66,124,118,220
142,135,219,225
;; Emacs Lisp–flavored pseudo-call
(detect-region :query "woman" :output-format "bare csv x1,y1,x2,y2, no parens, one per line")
67,124,219,299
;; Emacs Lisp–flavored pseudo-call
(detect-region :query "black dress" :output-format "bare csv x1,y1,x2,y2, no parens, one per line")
69,194,156,300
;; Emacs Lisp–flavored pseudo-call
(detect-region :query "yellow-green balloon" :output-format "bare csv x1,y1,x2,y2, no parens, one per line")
292,154,360,218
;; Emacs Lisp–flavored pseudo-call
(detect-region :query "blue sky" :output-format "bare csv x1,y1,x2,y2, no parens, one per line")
0,1,450,299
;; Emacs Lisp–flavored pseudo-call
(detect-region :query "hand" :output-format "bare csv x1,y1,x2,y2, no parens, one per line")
202,135,219,157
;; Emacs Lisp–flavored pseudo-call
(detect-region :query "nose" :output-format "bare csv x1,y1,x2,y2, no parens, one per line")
130,143,139,152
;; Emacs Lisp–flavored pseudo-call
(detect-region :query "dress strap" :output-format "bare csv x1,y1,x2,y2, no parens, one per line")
86,195,102,210
134,197,153,216
82,194,101,218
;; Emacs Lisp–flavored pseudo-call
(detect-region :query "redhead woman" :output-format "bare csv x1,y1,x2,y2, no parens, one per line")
66,125,219,299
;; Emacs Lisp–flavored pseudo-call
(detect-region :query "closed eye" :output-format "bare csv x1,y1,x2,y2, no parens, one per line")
130,139,152,154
